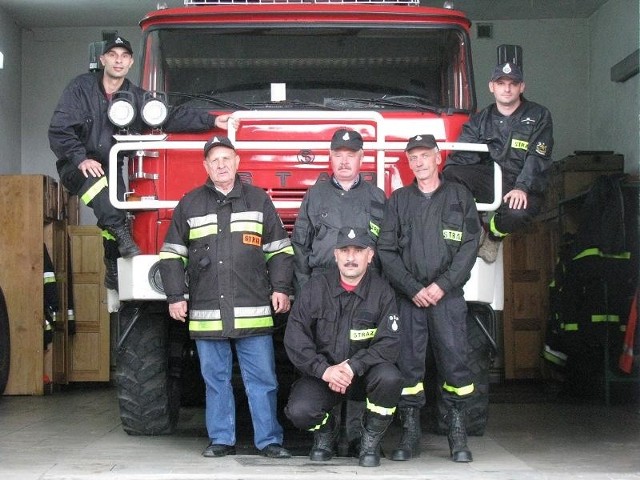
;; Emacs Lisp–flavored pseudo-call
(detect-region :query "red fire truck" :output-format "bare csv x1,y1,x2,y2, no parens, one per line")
111,0,503,436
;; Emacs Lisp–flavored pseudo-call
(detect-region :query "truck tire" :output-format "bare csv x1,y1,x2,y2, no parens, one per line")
0,286,10,395
115,302,181,435
426,303,496,436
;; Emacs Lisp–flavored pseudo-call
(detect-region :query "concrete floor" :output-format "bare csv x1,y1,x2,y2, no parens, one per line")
0,382,639,480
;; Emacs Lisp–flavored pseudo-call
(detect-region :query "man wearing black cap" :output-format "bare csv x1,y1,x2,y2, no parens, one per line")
292,128,386,290
377,134,481,463
443,61,554,263
49,36,235,290
291,127,387,452
284,226,403,467
159,135,294,459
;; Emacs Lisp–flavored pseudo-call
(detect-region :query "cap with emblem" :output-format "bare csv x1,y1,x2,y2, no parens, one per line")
330,129,363,151
103,36,133,55
491,62,523,82
204,135,236,156
405,134,438,152
335,227,374,249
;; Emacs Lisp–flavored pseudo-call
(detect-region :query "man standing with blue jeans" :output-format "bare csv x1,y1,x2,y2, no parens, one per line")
159,135,294,458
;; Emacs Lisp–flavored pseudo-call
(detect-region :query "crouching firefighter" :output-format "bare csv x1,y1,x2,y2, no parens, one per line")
284,227,403,467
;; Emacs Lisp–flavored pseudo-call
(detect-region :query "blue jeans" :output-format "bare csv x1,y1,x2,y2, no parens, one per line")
196,335,283,450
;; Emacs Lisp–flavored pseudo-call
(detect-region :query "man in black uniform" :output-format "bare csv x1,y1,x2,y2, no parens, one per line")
443,61,554,262
49,36,234,289
378,134,481,463
284,227,403,467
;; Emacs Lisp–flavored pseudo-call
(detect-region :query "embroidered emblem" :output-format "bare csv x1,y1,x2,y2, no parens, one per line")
535,142,548,155
389,314,399,332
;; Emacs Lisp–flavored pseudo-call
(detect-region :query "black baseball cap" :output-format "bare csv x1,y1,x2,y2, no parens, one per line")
491,62,524,82
103,36,133,55
405,134,438,152
330,129,363,151
335,227,374,249
204,135,236,156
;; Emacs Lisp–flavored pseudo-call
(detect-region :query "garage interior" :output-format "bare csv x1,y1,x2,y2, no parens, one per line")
0,0,639,478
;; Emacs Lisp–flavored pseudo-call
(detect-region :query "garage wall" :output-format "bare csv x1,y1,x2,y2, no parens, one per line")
0,9,22,174
589,0,639,174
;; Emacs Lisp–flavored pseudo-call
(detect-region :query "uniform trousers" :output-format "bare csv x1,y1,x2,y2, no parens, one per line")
397,294,474,410
443,164,543,237
285,363,403,431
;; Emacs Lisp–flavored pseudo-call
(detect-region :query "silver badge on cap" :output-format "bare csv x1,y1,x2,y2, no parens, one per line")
348,229,356,239
502,63,512,74
342,132,350,141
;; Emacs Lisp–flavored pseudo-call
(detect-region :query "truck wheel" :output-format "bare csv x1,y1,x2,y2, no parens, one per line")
0,286,10,395
115,302,181,435
434,303,494,436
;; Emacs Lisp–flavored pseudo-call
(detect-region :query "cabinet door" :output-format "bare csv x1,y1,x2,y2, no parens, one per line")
502,221,556,379
0,176,45,394
68,226,110,381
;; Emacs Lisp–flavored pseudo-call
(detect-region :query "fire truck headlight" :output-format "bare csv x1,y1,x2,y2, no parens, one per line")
141,92,168,128
108,91,136,128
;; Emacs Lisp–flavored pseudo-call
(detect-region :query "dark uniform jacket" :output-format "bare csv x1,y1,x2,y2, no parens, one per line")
292,175,386,289
49,71,216,171
445,99,554,194
377,177,481,300
284,269,400,379
159,176,294,339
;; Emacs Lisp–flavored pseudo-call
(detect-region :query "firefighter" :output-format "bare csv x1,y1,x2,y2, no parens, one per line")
284,226,403,467
377,134,481,463
291,127,386,451
443,61,554,263
159,135,294,459
49,36,235,290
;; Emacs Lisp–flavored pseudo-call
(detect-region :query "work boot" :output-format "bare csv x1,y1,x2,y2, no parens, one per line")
309,415,338,461
478,234,501,263
359,413,393,467
447,407,473,463
103,257,119,291
107,223,141,258
391,407,421,461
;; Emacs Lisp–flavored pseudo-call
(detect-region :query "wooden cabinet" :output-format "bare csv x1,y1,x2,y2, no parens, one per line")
0,175,75,395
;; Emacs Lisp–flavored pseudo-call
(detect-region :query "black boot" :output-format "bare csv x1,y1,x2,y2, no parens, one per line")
107,223,141,258
359,413,392,467
447,407,473,463
391,407,421,461
103,257,119,291
309,415,338,461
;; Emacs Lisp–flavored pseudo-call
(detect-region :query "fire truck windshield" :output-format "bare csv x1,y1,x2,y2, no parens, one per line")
142,25,474,113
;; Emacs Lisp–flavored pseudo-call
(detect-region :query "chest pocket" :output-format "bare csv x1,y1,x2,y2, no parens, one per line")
442,205,464,248
350,310,377,342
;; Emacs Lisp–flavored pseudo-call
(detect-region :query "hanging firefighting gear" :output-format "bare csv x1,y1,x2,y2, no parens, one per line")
543,175,635,393
43,245,59,349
